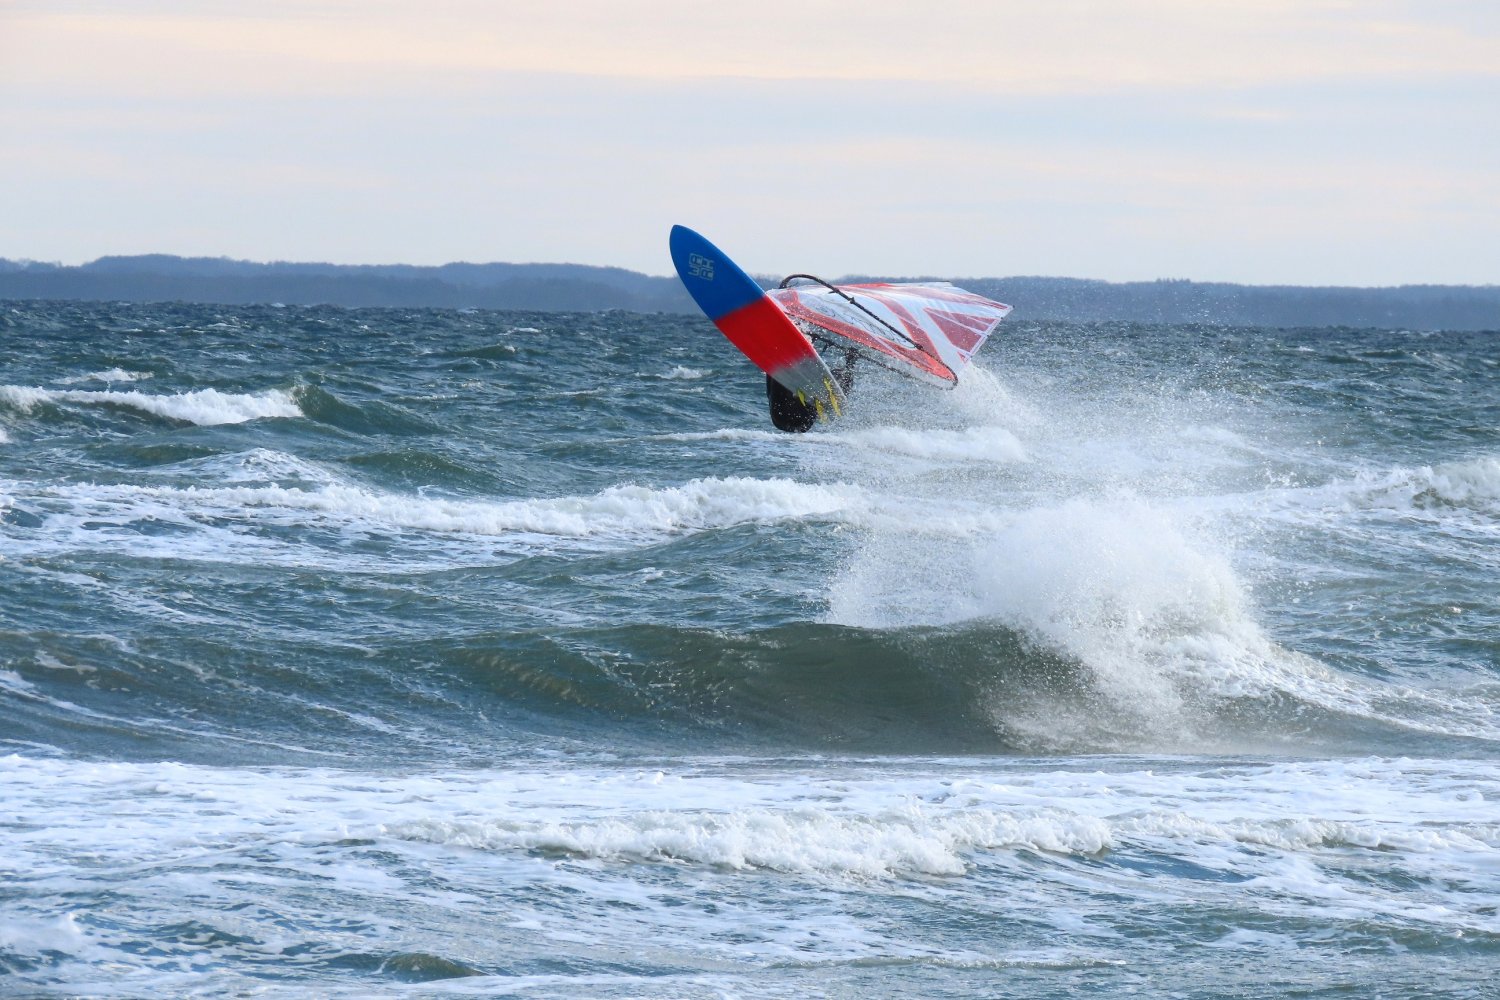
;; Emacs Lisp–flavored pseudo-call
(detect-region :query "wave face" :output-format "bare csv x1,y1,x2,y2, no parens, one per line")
2,301,1498,997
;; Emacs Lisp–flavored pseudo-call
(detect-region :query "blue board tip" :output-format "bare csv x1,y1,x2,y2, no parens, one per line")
668,225,765,320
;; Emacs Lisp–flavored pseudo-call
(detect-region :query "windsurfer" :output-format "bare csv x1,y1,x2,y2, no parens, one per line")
833,349,857,394
766,374,817,433
766,349,857,433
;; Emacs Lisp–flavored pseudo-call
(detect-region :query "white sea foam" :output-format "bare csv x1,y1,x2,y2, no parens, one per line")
1353,455,1500,510
945,364,1045,431
832,425,1028,464
653,366,708,381
4,752,1497,992
830,491,1265,739
4,754,1497,884
1256,454,1500,520
1178,424,1257,451
175,475,859,539
818,360,1500,748
388,805,1113,876
653,424,1028,466
95,447,341,490
836,479,1500,745
203,447,342,486
0,385,302,425
57,368,152,385
0,668,40,696
0,912,89,955
1,474,863,569
652,428,788,445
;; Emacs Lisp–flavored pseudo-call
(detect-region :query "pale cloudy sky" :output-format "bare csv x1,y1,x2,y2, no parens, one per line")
2,0,1496,284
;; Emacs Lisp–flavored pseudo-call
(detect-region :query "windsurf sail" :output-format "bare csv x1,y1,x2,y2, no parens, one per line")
767,278,1011,388
669,223,1011,432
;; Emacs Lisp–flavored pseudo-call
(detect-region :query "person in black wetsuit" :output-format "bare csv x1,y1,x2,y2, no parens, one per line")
764,350,857,433
766,374,817,432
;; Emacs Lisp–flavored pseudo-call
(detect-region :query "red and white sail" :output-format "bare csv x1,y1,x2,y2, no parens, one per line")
767,281,1011,388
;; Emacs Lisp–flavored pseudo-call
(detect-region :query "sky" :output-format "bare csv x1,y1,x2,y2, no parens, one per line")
2,0,1497,285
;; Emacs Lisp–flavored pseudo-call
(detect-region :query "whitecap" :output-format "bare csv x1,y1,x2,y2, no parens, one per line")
1281,455,1500,515
384,805,1115,877
2,475,863,571
654,366,708,381
57,368,152,385
0,385,302,425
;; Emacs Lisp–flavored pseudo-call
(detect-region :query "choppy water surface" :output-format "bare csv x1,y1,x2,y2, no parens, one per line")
2,300,1498,996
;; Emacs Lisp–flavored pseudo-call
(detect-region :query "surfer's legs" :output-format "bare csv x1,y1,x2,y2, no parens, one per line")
766,374,817,433
833,349,857,394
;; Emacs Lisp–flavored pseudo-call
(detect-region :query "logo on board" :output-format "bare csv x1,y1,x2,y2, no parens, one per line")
687,254,714,281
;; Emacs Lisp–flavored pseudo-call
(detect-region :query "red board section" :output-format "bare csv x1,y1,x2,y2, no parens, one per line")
712,297,820,377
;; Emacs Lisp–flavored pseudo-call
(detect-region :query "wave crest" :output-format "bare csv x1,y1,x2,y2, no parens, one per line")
0,385,302,425
384,806,1113,877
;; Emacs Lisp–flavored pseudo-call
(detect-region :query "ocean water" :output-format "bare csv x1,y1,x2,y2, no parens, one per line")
1,299,1497,997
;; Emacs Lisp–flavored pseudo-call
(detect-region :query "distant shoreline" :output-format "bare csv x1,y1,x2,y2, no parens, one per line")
3,255,1496,331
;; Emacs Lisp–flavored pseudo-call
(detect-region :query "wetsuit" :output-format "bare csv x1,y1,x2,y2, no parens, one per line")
766,375,817,433
765,351,857,433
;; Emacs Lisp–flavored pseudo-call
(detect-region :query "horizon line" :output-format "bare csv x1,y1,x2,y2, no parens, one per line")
3,253,1495,292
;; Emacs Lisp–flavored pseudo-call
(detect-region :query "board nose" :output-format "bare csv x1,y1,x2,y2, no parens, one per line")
668,225,764,321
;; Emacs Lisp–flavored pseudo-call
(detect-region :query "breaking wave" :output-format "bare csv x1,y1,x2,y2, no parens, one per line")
1,467,863,570
1345,455,1500,511
0,384,302,425
56,368,153,385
